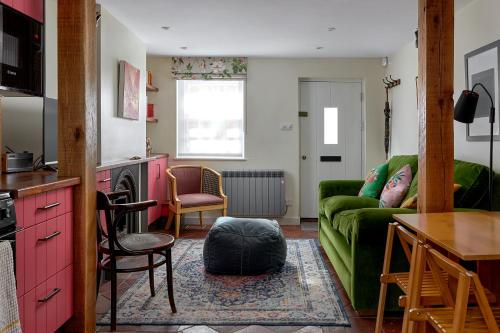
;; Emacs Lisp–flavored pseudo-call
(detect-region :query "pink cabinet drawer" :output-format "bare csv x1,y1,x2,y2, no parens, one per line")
22,265,73,333
23,189,72,228
16,230,25,297
21,212,73,293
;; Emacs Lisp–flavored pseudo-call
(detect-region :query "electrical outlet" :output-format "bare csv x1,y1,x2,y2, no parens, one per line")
280,123,293,131
286,199,293,206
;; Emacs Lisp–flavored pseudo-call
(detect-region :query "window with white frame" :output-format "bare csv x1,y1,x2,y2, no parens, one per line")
176,80,245,159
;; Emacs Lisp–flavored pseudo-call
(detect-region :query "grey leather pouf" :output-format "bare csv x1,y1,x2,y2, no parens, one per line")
203,217,287,275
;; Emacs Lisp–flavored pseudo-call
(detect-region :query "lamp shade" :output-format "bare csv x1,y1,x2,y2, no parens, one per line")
454,90,479,123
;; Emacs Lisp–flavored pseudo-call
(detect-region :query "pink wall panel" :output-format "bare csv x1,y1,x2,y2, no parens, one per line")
56,215,66,272
0,0,14,7
35,282,47,333
16,230,25,297
24,0,43,22
17,296,25,332
23,196,36,228
23,288,36,333
56,189,66,216
45,191,58,220
45,218,58,279
65,212,73,266
46,275,58,333
65,187,73,212
11,0,24,13
24,226,37,292
35,223,47,287
35,193,47,224
15,199,24,228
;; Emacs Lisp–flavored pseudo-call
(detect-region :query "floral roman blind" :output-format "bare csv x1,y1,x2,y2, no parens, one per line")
171,57,247,80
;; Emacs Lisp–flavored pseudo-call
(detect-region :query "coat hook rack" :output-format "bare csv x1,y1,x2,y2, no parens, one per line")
383,76,401,160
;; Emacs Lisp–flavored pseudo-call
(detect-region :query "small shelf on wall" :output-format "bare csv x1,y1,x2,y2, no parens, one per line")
146,84,159,92
146,117,158,123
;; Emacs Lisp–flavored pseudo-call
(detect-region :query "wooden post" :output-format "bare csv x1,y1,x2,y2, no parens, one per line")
58,0,97,331
417,0,455,213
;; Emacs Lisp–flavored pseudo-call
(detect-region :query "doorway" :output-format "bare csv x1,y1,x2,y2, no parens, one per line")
299,80,364,218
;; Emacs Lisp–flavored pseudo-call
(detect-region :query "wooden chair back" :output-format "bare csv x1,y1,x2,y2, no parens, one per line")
424,247,499,332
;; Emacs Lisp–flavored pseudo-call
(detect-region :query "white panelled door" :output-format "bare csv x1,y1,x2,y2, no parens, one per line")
299,81,363,218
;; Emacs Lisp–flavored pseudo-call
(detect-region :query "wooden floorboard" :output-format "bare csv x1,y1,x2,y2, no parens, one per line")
96,222,403,332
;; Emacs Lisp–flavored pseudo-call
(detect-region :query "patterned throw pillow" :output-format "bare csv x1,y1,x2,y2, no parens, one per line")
358,163,389,198
379,164,412,208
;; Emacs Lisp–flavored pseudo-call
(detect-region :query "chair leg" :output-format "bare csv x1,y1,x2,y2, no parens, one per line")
166,210,174,231
375,222,397,333
199,211,203,228
110,259,117,331
166,248,177,313
148,253,156,297
96,265,102,299
175,214,181,238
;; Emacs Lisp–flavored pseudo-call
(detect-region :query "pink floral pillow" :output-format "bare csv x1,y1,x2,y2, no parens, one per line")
379,164,412,208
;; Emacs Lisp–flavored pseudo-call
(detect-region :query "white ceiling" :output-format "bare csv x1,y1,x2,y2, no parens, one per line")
97,0,472,58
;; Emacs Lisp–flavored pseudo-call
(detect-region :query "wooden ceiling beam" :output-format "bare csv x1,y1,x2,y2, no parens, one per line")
58,0,98,331
417,0,455,213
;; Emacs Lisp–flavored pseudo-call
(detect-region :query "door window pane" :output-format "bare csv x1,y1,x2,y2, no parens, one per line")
324,107,338,144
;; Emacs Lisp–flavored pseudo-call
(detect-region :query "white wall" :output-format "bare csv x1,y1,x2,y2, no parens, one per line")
386,0,500,170
98,7,147,163
146,57,387,224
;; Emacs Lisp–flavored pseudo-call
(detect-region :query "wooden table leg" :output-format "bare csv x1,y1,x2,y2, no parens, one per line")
402,242,427,333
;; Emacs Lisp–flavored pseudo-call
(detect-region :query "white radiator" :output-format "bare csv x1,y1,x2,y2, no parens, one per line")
222,170,286,217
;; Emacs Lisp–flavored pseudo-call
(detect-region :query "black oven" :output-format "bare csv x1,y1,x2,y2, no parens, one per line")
0,192,18,275
0,3,43,96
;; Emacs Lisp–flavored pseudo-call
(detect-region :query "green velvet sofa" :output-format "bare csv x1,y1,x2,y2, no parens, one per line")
318,155,496,312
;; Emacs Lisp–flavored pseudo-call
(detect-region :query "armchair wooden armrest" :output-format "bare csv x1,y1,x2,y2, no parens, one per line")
166,168,181,208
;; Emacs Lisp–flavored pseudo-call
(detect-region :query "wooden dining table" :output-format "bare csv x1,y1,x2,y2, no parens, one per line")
392,211,500,333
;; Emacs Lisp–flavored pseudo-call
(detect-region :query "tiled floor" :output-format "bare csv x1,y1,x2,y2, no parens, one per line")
96,222,403,332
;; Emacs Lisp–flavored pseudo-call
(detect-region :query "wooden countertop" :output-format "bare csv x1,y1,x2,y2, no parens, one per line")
96,153,169,172
393,212,500,261
0,171,80,199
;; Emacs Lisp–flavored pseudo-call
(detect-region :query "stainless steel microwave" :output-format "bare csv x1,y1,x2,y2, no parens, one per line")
0,3,43,97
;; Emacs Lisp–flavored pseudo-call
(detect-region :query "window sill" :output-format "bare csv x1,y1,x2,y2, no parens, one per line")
174,157,247,161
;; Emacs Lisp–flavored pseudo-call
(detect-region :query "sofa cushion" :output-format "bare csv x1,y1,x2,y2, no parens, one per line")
388,155,418,179
332,207,416,244
403,160,491,208
320,195,379,222
358,162,389,198
454,160,491,208
178,193,224,208
379,164,412,208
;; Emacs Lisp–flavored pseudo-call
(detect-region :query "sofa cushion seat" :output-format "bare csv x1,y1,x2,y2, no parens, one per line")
332,208,417,244
178,193,224,208
320,195,379,222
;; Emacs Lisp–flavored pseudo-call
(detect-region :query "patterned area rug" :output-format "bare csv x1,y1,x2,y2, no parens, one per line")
97,239,350,327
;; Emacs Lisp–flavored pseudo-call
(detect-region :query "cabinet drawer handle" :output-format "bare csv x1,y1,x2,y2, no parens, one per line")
99,178,111,183
38,231,61,242
38,202,61,210
38,288,61,303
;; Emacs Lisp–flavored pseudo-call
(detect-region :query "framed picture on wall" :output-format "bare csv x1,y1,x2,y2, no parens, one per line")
118,60,141,120
464,40,500,141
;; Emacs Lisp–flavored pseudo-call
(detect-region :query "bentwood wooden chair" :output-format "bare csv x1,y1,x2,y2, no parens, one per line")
165,165,227,237
409,245,500,332
96,190,176,331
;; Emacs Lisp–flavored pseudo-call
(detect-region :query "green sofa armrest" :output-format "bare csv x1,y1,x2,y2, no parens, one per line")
319,180,364,201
